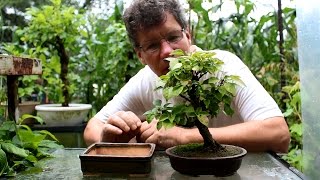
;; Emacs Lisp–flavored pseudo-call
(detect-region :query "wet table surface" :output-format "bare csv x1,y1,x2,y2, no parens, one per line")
15,148,303,179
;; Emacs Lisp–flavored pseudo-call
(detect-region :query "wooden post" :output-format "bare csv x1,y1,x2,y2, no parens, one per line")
0,55,42,122
6,76,19,120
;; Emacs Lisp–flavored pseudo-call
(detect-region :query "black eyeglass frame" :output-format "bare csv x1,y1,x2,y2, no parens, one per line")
138,28,185,54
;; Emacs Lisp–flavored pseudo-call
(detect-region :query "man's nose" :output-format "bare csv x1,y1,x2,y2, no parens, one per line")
159,40,173,59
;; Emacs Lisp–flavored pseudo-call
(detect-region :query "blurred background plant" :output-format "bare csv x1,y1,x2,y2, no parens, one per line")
0,0,301,171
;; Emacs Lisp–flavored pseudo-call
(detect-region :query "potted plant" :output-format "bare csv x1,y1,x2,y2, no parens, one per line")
17,0,91,126
145,50,247,176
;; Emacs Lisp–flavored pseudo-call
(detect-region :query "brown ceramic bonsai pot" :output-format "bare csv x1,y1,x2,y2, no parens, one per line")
166,144,247,176
80,142,155,175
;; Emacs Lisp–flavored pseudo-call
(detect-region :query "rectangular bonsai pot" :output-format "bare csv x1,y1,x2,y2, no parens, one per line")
80,143,155,175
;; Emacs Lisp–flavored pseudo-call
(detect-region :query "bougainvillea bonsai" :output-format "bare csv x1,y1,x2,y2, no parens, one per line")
145,49,244,154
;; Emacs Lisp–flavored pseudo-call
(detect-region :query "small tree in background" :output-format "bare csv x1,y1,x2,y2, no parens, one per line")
16,0,86,106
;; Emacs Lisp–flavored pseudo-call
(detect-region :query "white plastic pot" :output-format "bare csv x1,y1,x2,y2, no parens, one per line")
35,104,92,126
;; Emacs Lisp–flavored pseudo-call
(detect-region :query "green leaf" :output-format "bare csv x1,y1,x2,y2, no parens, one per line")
0,121,16,132
0,142,29,158
224,105,234,116
161,120,175,129
290,123,302,137
38,130,60,142
17,129,46,150
18,114,44,125
0,148,8,176
169,49,185,56
197,115,209,126
208,76,219,84
171,62,182,70
283,108,293,117
192,65,200,71
223,83,237,96
168,57,179,68
39,140,64,149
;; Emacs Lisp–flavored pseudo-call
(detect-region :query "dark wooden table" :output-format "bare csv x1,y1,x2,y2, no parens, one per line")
14,148,304,179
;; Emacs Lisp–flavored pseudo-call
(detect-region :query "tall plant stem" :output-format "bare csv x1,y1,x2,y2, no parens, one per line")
277,0,287,110
56,36,70,107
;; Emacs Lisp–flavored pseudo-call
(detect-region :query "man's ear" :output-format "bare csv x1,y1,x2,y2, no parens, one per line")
185,27,192,45
135,47,146,64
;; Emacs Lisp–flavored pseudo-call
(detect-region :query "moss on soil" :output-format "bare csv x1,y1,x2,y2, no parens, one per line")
172,143,242,158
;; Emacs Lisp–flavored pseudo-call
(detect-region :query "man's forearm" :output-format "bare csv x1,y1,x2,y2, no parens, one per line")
183,117,290,153
83,117,104,146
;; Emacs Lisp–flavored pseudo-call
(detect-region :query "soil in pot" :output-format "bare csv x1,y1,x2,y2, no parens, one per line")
166,143,247,176
87,144,152,157
172,143,241,157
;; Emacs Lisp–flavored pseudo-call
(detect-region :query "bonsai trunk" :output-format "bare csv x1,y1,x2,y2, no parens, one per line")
56,36,70,107
194,118,223,152
188,73,224,152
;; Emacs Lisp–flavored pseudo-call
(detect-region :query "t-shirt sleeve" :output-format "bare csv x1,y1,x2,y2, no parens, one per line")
94,66,157,123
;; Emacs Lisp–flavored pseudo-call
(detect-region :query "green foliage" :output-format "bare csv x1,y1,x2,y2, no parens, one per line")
190,1,301,170
0,115,63,177
77,10,143,112
13,0,86,105
145,50,243,132
281,81,302,170
2,0,142,115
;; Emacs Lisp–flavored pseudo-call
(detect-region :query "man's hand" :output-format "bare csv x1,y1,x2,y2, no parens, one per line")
137,119,187,148
100,111,142,143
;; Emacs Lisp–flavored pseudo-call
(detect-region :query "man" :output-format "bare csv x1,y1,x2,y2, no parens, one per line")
84,0,290,152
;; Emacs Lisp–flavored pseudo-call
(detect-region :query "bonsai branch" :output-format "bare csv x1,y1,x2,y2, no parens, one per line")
180,94,191,103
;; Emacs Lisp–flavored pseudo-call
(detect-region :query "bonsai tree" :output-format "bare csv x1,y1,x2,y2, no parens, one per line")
145,50,243,153
17,0,85,106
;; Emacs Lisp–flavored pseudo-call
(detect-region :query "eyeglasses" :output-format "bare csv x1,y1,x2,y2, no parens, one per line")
139,29,185,54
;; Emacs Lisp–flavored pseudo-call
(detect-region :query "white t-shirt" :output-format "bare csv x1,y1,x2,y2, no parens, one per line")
95,49,283,127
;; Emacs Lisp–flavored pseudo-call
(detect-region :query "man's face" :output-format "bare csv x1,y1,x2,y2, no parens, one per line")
135,13,192,76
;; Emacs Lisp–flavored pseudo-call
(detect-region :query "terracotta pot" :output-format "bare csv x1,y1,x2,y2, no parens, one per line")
35,103,92,126
166,144,247,176
79,143,156,174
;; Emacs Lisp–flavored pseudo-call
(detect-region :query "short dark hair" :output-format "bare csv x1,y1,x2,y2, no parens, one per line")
123,0,188,48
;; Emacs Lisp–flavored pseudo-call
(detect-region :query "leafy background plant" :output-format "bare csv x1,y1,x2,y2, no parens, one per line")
0,115,62,177
0,0,301,171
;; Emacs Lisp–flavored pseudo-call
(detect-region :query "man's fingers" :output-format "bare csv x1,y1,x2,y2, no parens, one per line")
139,119,158,142
107,114,130,132
123,111,142,129
114,111,141,130
139,121,150,132
139,127,155,141
144,133,158,144
102,123,123,135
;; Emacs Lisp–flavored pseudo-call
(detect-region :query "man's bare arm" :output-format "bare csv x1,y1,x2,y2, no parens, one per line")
184,117,290,152
84,111,142,146
141,116,290,153
83,117,104,146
